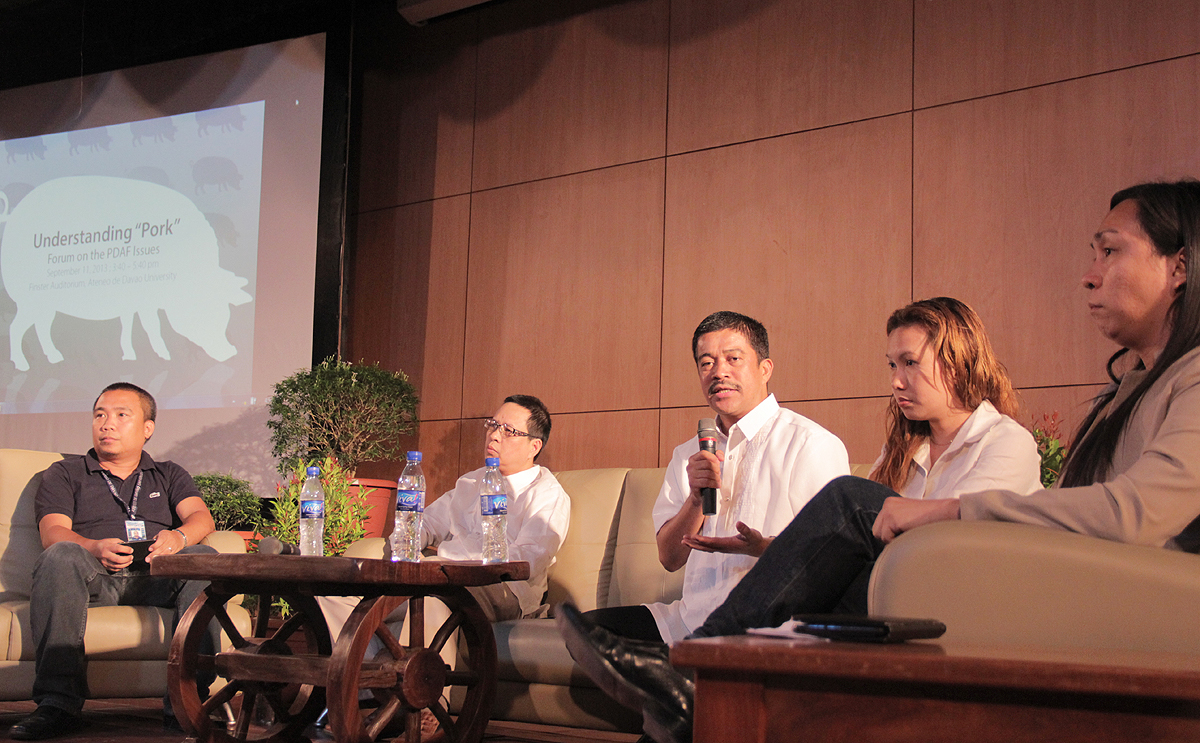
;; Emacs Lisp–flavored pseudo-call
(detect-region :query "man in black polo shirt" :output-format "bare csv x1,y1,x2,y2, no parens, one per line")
10,382,217,741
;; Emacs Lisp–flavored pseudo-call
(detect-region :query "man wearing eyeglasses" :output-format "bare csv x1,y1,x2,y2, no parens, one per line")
420,394,571,622
319,395,570,682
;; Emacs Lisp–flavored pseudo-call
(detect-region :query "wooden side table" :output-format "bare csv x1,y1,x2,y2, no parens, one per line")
671,635,1200,743
153,553,529,743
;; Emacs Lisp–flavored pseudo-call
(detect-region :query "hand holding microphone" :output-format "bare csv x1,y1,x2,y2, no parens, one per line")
697,418,719,515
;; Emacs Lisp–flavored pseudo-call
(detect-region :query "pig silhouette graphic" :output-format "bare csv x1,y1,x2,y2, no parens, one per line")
130,118,177,145
5,138,47,162
196,107,246,135
67,127,112,154
192,157,242,193
0,176,252,371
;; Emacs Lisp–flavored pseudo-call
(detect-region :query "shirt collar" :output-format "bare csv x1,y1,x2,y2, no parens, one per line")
909,400,1002,473
720,394,779,443
84,449,155,475
505,464,540,493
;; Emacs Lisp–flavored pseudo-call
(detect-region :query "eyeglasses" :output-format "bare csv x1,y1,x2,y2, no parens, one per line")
483,418,536,440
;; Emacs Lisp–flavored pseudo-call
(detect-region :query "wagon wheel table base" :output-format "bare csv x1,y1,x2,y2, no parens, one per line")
153,553,529,743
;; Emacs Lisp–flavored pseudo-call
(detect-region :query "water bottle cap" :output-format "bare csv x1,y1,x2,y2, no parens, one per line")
407,451,422,462
306,466,320,477
485,457,500,467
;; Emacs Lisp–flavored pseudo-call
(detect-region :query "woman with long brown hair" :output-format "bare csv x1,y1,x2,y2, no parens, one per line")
869,297,1039,500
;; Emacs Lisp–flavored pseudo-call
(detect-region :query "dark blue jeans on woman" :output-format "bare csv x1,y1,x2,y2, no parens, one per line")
690,475,893,638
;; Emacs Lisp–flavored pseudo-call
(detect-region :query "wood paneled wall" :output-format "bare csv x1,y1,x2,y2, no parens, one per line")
346,0,1200,498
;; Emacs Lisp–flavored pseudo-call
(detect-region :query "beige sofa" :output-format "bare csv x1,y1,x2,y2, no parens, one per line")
0,448,252,701
345,465,1200,733
869,519,1200,654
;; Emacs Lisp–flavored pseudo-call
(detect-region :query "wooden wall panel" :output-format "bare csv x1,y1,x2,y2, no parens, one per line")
535,409,660,473
345,0,1200,483
347,196,471,422
355,6,476,210
915,0,1200,108
662,114,913,409
785,397,890,468
462,160,665,417
411,419,466,505
668,0,912,154
471,0,669,191
354,418,464,504
914,56,1200,390
658,405,715,466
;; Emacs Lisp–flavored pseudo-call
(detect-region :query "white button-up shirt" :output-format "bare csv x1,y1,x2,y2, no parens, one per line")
422,464,571,617
648,394,850,642
876,400,1042,500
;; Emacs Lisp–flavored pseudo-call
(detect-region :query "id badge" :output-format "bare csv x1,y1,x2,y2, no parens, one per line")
125,520,147,541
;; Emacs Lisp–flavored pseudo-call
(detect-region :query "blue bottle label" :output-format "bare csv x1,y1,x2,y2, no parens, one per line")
397,489,424,513
300,500,325,519
481,493,507,516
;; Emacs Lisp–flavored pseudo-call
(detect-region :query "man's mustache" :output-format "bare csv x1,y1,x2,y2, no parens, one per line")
708,382,740,395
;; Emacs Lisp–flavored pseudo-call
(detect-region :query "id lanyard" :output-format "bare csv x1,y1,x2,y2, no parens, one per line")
100,469,144,521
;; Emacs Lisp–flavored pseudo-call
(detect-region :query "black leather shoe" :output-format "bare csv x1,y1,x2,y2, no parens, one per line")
556,602,693,743
10,705,85,740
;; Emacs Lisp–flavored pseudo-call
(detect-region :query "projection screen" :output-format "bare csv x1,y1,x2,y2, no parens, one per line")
0,33,331,491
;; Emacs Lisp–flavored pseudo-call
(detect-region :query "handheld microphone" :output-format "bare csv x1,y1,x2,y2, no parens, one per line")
258,536,300,555
698,418,719,515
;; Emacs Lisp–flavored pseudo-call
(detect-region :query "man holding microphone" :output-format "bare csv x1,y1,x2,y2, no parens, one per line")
571,311,849,645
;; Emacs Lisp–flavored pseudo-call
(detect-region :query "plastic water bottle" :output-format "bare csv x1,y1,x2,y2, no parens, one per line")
298,466,325,556
391,451,425,562
480,457,508,564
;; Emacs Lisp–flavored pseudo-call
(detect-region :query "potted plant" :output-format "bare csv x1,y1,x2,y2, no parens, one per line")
267,356,419,537
252,457,370,618
194,472,264,548
1031,411,1068,488
258,456,369,558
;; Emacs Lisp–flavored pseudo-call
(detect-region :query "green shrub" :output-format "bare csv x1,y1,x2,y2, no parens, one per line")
194,473,263,532
266,357,419,475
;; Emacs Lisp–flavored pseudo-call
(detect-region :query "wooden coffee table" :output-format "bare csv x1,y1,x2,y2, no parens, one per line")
152,553,529,743
671,635,1200,742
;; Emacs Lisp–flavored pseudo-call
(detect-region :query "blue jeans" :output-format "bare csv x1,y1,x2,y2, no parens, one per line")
690,476,892,638
29,541,217,713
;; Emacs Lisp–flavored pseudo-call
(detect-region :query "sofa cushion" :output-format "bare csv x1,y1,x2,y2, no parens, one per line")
550,468,629,612
493,618,584,686
0,449,66,602
603,468,683,608
870,520,1200,653
5,602,173,661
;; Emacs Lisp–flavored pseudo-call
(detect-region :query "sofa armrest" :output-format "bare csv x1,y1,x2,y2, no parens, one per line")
868,520,1200,654
201,530,248,554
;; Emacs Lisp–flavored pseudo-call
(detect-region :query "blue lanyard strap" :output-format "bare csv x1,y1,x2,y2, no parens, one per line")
100,469,143,520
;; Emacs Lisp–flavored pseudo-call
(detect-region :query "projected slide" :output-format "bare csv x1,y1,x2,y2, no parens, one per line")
0,102,263,413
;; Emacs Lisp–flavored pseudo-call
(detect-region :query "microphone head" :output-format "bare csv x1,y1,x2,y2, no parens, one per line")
698,418,718,437
258,536,298,555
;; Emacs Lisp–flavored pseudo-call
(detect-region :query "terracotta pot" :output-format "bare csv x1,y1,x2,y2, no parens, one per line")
233,530,261,551
352,478,397,539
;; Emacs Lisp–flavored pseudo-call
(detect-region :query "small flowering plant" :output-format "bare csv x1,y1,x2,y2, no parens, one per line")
258,456,370,557
1031,412,1068,489
254,456,372,617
